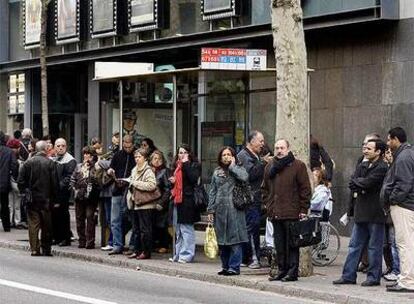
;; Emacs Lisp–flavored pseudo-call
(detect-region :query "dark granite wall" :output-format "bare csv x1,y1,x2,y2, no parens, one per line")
306,20,414,234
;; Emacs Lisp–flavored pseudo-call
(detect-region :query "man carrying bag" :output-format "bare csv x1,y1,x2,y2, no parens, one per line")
262,139,312,282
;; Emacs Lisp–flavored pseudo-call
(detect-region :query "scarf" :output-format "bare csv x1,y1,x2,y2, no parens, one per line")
268,151,295,179
171,161,183,204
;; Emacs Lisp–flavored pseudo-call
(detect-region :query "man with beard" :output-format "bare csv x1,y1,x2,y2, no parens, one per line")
52,138,77,246
263,139,311,282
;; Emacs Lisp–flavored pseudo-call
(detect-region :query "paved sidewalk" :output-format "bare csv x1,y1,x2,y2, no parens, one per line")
0,220,413,304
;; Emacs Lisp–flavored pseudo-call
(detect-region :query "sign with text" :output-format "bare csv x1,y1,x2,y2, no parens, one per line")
201,0,238,20
129,0,160,32
201,48,267,71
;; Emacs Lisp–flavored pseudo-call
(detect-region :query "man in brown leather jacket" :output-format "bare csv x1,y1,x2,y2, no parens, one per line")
263,139,311,282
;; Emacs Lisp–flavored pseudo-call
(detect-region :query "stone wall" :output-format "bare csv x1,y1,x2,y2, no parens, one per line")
306,19,414,234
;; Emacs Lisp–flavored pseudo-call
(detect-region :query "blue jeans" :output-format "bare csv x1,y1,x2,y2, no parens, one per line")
103,197,113,246
220,244,243,274
111,196,127,252
173,207,195,262
242,205,261,264
342,222,385,283
388,225,400,274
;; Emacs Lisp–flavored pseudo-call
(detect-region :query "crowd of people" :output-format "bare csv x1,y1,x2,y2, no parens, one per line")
0,124,413,293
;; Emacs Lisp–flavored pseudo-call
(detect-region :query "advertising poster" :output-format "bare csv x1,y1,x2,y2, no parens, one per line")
9,96,17,115
25,0,42,46
18,95,26,114
203,0,231,13
57,0,78,40
9,75,17,93
131,0,155,26
92,0,114,33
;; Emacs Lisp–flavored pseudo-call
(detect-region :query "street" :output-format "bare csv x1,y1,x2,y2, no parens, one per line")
0,247,323,304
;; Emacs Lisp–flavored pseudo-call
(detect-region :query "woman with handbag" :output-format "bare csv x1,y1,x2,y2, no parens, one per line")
310,168,332,222
127,148,157,259
70,146,100,249
207,146,249,276
169,144,201,263
150,150,172,254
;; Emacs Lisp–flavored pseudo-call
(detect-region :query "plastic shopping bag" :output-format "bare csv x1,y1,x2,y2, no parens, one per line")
204,223,218,259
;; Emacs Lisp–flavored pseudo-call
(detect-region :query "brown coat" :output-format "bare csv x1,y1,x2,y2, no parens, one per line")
262,158,311,220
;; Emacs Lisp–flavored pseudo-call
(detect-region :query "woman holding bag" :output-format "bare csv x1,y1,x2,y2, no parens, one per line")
169,144,201,263
207,146,249,276
127,148,157,260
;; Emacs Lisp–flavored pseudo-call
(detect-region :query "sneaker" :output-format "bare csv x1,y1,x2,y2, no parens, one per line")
248,261,261,269
168,258,177,263
178,259,188,264
101,245,113,251
240,263,248,267
384,273,399,281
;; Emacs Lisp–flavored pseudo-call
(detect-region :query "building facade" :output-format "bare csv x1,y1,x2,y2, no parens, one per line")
0,0,412,231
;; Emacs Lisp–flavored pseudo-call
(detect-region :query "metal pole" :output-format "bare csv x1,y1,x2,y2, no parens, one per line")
171,74,177,260
119,80,123,149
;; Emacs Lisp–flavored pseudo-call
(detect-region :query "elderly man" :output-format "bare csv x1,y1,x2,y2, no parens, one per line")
381,127,414,293
0,131,18,232
18,141,58,256
52,138,77,246
237,130,267,269
263,139,311,282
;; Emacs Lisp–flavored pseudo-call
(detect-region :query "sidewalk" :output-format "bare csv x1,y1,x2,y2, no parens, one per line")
0,219,413,304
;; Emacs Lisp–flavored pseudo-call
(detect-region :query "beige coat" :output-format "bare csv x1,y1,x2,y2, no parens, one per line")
127,162,157,210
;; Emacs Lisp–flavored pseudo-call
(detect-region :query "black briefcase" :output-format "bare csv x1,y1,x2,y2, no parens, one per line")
289,217,322,248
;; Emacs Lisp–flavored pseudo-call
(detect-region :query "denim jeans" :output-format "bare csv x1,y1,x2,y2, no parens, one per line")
388,225,400,275
220,244,243,274
111,195,128,252
173,207,195,262
103,197,113,246
242,205,261,264
342,222,385,283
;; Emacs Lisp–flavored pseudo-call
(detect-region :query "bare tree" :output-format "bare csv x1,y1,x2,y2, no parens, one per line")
40,0,51,136
271,0,312,276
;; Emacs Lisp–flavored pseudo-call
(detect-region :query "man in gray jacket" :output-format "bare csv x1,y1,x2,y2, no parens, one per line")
381,127,414,293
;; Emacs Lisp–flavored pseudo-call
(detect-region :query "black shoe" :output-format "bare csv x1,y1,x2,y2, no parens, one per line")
43,251,53,257
218,269,228,275
361,280,380,287
85,244,95,249
108,250,123,255
58,240,71,247
269,272,287,281
333,278,356,285
223,271,239,276
281,275,298,282
387,284,414,293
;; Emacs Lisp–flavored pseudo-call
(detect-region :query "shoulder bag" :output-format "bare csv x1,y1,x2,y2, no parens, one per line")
193,178,208,212
132,168,162,206
232,179,252,210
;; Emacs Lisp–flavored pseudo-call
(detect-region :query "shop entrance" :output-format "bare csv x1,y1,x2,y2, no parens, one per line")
96,67,276,182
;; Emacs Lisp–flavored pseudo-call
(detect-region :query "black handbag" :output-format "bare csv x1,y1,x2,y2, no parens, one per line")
232,180,252,210
193,181,208,212
289,217,322,248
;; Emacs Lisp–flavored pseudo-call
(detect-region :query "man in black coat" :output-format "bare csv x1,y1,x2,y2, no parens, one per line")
0,131,18,232
18,140,58,256
334,139,388,287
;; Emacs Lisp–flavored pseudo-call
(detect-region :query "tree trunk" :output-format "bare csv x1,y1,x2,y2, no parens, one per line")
40,0,49,136
271,0,313,276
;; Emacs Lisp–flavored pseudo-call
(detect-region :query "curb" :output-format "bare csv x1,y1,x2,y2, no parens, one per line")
0,241,389,304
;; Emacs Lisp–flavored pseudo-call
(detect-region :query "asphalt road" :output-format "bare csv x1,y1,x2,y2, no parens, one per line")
0,247,324,304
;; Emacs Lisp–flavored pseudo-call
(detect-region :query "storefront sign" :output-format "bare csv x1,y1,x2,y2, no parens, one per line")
56,0,80,44
90,0,117,38
24,0,42,48
201,48,267,71
201,0,238,21
94,62,154,80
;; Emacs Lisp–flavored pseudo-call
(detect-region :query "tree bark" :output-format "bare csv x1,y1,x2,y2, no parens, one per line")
40,0,50,136
271,0,313,276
